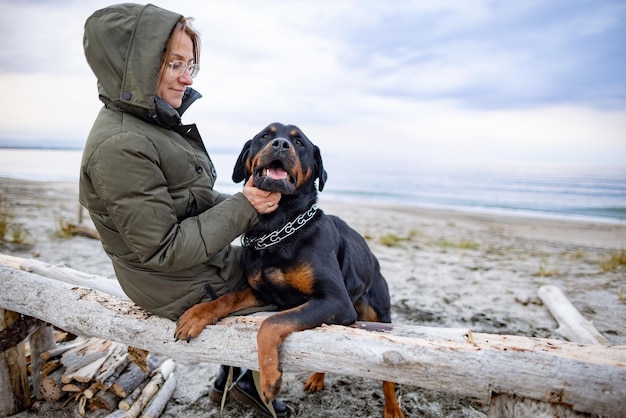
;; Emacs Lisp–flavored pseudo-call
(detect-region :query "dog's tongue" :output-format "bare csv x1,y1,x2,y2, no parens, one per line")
267,167,288,180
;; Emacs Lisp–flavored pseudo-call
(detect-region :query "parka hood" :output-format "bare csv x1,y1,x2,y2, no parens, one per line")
84,3,200,127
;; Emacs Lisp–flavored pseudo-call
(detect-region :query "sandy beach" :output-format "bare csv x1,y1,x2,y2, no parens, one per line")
2,177,625,418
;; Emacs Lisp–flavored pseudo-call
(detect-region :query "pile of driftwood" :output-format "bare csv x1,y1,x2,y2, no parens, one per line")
31,332,176,417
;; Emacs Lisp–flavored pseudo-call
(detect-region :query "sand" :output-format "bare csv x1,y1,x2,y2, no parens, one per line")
1,177,625,418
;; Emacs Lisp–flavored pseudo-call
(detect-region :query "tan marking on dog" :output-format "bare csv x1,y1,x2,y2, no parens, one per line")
286,263,315,294
294,166,312,189
247,153,262,177
383,380,404,418
175,287,263,339
303,372,325,393
256,319,294,401
355,300,380,322
248,270,262,289
265,264,315,295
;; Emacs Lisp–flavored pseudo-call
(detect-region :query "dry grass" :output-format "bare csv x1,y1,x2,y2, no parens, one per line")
599,249,626,272
378,229,419,247
1,183,33,246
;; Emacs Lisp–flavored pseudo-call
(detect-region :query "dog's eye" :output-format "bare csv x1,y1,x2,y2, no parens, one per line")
262,133,270,140
294,139,304,146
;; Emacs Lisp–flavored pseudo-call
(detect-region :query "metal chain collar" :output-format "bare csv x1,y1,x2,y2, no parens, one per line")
242,204,318,250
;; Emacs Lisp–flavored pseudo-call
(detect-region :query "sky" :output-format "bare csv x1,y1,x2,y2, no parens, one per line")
0,0,625,164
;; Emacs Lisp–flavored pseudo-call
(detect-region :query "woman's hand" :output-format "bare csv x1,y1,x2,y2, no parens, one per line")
242,176,281,214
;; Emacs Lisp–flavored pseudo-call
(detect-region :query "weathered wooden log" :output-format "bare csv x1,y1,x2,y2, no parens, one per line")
488,285,613,417
61,337,125,386
98,345,131,387
53,330,72,344
141,372,177,418
63,353,109,384
488,393,595,418
88,388,120,411
111,356,161,398
119,381,149,411
1,265,625,417
104,409,127,418
84,382,106,399
111,363,148,399
29,324,56,400
538,284,611,346
41,359,62,377
40,340,82,361
127,346,150,373
0,309,31,416
63,222,100,240
0,253,127,300
40,367,65,402
125,359,176,418
77,393,87,416
62,381,89,393
0,313,40,352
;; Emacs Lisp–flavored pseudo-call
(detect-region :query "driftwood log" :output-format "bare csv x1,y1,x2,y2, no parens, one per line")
0,253,127,300
1,264,625,417
538,285,611,346
40,367,64,402
29,325,56,400
111,355,161,399
0,309,31,416
487,285,617,417
125,359,175,418
140,372,177,418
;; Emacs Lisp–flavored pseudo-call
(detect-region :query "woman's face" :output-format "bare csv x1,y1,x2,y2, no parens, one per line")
156,31,195,108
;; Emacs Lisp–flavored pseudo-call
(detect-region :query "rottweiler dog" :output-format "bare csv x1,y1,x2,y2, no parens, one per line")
175,122,404,418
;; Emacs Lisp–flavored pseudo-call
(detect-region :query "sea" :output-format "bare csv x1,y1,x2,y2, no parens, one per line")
1,147,625,224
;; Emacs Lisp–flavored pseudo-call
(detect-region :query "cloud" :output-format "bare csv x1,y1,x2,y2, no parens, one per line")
0,0,624,163
338,0,626,109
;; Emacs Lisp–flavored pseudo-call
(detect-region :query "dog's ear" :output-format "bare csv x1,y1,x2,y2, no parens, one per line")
314,146,328,192
232,139,252,183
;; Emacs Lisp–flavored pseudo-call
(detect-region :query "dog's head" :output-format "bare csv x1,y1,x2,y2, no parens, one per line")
232,123,327,194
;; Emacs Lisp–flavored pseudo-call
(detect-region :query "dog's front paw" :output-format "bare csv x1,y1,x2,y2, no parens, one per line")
260,366,283,403
174,302,218,342
303,372,325,393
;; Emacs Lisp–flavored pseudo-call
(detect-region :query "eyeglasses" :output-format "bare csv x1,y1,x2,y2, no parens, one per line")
167,60,200,78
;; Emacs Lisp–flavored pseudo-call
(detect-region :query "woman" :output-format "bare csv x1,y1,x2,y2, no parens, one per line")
81,4,288,417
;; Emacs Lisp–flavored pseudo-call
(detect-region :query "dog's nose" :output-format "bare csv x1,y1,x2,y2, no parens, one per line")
272,137,291,151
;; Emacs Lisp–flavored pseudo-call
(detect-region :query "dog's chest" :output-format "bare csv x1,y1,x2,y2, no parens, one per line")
248,263,315,305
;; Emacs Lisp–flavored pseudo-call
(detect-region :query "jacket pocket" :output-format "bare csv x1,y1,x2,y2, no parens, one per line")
168,173,202,221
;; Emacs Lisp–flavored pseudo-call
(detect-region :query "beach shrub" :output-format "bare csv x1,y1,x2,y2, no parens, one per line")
54,218,75,239
599,249,626,272
535,262,560,277
0,187,14,242
0,206,8,241
0,184,34,248
378,230,419,247
435,238,480,251
379,233,407,247
9,224,31,244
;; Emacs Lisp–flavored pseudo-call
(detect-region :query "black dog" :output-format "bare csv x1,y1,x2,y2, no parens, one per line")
175,123,404,418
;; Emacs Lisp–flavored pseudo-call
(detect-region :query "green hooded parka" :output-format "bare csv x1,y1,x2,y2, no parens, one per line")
80,3,258,320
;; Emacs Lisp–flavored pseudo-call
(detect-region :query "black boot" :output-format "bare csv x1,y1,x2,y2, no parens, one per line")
231,369,291,418
209,365,240,403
